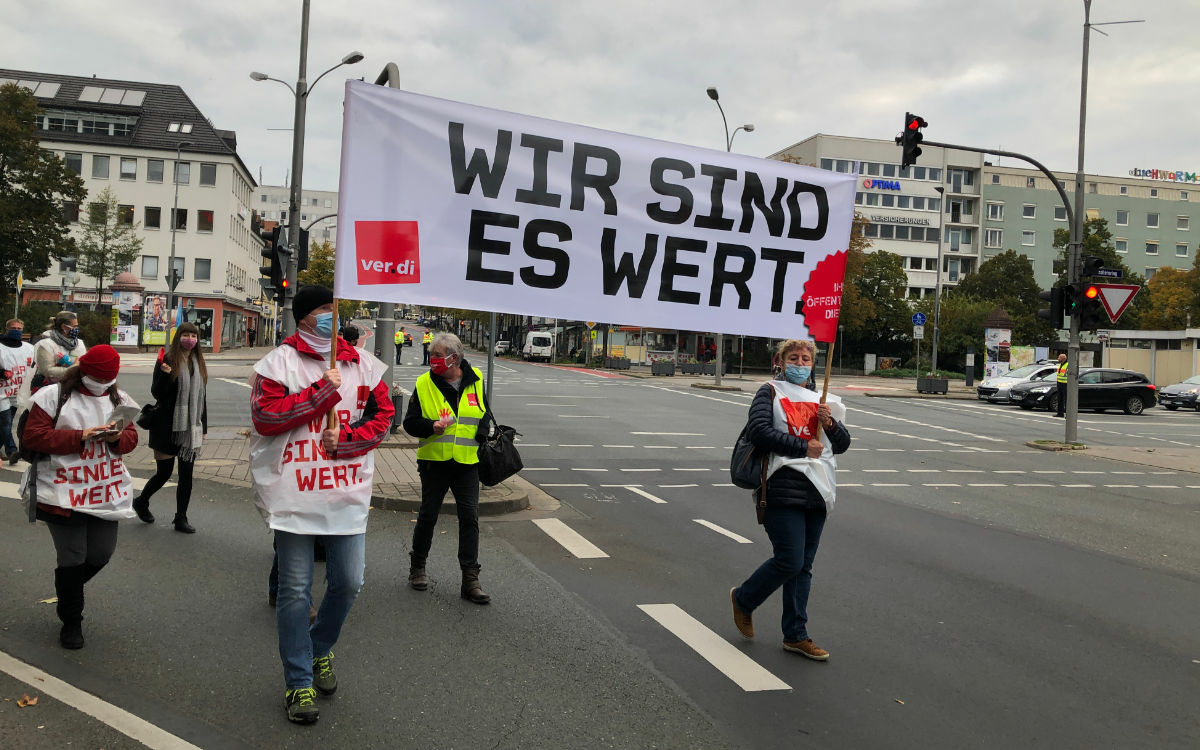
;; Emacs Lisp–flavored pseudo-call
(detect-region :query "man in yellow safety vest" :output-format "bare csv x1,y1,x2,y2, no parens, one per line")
421,329,434,365
1055,353,1068,417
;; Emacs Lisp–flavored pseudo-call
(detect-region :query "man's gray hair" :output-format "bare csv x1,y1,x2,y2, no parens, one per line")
431,332,464,360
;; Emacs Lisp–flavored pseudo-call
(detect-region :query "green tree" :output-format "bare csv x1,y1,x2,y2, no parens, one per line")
950,249,1056,345
0,83,87,302
1140,266,1194,330
78,186,143,295
1052,217,1148,327
846,249,911,355
297,239,359,323
835,213,876,337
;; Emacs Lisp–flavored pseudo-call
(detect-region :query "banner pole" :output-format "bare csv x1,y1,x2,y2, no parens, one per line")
817,338,836,442
328,297,339,431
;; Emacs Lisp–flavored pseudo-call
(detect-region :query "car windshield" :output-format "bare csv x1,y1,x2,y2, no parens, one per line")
1005,364,1045,378
1183,375,1200,385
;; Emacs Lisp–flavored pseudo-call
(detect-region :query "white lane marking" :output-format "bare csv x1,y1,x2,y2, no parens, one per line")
1145,485,1179,489
217,377,251,388
517,443,549,447
968,483,1007,488
625,486,668,504
504,394,604,398
1033,470,1065,474
913,449,944,452
871,483,911,487
852,406,1006,443
658,484,699,488
601,483,642,488
1062,484,1095,488
532,519,608,559
948,470,985,474
923,483,961,487
863,469,898,473
0,649,203,750
637,604,790,692
558,444,594,448
1111,471,1144,475
559,415,609,418
1015,483,1053,487
712,483,736,487
621,468,660,472
603,444,636,448
1071,471,1104,475
841,483,864,487
1150,471,1177,475
907,469,941,473
685,446,716,449
572,468,609,472
877,448,904,452
527,403,572,407
631,431,705,436
521,467,559,471
993,470,1026,474
1105,484,1139,488
644,445,678,449
693,519,754,544
673,468,711,472
539,483,588,488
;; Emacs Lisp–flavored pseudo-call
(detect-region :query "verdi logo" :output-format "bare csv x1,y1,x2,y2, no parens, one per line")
354,221,421,285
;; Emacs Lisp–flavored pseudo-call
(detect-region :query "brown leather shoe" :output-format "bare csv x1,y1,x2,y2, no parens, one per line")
783,638,829,661
408,552,428,591
730,587,753,639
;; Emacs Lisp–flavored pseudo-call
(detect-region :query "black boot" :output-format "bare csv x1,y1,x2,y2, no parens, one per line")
460,565,490,605
408,552,428,591
173,514,195,534
54,566,86,649
132,494,154,523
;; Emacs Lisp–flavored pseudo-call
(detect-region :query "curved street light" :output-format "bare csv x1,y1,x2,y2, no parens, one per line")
167,139,193,321
705,86,755,386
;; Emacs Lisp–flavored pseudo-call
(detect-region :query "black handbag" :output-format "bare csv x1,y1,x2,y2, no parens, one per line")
477,423,523,487
729,383,775,490
136,403,156,430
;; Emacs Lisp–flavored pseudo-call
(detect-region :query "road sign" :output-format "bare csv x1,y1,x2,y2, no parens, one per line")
914,324,925,340
912,312,926,325
590,330,597,340
586,321,596,329
1095,267,1123,279
1093,283,1140,322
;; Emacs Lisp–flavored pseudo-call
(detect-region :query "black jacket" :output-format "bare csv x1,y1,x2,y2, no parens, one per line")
147,358,208,455
747,380,851,510
403,359,494,465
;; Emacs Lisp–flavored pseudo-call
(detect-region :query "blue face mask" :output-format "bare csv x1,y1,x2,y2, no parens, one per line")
784,364,811,385
313,312,334,337
5,329,22,341
68,327,80,340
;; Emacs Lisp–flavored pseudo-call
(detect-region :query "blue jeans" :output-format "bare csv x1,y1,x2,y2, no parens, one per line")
734,505,827,642
0,406,15,455
275,531,365,689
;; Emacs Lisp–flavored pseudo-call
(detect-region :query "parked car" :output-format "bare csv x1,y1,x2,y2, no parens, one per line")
494,340,511,356
976,362,1058,403
1156,375,1200,411
1008,367,1157,414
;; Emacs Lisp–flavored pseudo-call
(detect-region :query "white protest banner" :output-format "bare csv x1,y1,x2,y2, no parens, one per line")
335,81,855,341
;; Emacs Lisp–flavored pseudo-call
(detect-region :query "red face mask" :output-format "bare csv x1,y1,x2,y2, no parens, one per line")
430,355,454,376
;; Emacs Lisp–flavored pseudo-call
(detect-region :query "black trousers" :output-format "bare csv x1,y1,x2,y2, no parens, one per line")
411,461,480,567
1056,382,1067,415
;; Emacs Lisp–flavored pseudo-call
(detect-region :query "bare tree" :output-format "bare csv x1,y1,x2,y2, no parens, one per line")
78,186,143,296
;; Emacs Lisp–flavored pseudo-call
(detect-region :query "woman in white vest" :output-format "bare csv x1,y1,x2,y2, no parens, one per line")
32,311,88,392
730,339,851,661
249,285,394,725
20,344,138,649
402,332,493,604
1,318,36,464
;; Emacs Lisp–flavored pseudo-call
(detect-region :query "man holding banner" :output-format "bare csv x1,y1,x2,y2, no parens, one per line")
249,285,394,725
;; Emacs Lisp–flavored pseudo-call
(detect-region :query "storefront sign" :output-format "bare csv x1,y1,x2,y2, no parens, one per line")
1128,168,1200,184
862,179,901,190
868,215,930,226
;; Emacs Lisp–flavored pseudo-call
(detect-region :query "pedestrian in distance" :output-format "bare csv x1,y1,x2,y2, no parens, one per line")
342,324,361,349
19,344,139,649
249,285,394,725
730,339,851,661
393,326,403,364
403,332,494,604
131,323,208,533
0,318,35,465
421,328,433,365
1055,353,1068,418
31,311,88,393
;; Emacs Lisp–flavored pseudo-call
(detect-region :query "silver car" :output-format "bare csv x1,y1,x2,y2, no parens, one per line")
976,362,1058,403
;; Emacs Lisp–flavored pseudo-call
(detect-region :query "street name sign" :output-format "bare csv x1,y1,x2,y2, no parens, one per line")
1095,267,1123,279
1093,283,1141,322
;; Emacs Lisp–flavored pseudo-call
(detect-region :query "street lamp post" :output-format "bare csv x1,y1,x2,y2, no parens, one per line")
250,0,362,336
167,139,192,323
705,86,754,387
932,185,946,374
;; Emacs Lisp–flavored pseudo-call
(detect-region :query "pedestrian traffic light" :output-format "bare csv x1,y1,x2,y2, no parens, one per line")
1064,282,1079,318
1037,286,1066,329
896,112,927,169
1080,255,1103,278
1079,284,1105,330
296,228,310,272
259,227,285,301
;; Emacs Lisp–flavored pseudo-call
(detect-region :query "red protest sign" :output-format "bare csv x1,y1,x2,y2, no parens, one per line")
800,250,847,343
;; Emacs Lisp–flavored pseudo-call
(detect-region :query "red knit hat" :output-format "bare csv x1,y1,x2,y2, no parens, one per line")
79,344,121,382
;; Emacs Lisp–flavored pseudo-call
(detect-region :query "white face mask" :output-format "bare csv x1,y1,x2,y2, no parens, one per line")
297,328,331,354
81,375,117,395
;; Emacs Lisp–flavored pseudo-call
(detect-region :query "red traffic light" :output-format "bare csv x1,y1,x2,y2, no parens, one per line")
280,279,289,289
1084,285,1099,299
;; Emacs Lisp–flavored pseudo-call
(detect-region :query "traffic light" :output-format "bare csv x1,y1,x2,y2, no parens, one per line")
274,226,292,306
896,112,927,169
1064,282,1079,318
1079,284,1105,330
259,227,281,299
1037,286,1066,329
296,228,310,272
1080,255,1103,278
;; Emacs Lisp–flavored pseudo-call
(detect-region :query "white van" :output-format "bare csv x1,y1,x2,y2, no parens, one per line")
522,332,553,362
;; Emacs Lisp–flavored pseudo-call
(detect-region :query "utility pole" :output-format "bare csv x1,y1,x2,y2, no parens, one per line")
281,0,310,337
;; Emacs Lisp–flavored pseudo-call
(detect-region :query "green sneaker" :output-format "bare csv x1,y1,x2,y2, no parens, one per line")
313,651,337,696
284,687,319,724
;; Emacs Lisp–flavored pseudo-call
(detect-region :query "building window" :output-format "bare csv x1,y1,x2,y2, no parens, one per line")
323,198,333,209
1116,210,1128,226
1176,243,1189,257
984,228,1003,248
1026,176,1036,188
895,226,911,240
1115,238,1127,253
1150,188,1159,198
62,201,80,223
173,208,187,230
199,163,217,186
881,195,895,208
986,202,1004,220
195,258,211,281
147,159,164,182
120,157,137,180
1022,204,1036,219
1145,267,1158,279
926,227,939,242
174,161,190,185
1177,215,1189,230
882,164,897,178
64,153,82,175
820,158,832,171
1119,185,1128,195
864,193,879,206
1146,241,1158,255
117,205,134,225
928,168,941,181
1147,212,1159,228
879,225,894,239
1021,230,1036,246
896,195,910,209
911,196,926,210
197,209,214,232
1181,191,1189,200
1088,182,1098,193
909,257,921,270
925,258,937,271
144,206,160,229
141,255,159,278
1053,206,1067,221
260,194,267,203
92,154,109,178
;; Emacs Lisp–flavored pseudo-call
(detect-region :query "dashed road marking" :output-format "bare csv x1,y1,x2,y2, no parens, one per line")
693,519,754,544
532,519,608,558
625,486,668,504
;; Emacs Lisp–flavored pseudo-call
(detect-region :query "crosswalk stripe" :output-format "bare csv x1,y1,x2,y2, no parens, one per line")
637,604,790,692
625,486,667,504
693,519,753,544
531,519,608,558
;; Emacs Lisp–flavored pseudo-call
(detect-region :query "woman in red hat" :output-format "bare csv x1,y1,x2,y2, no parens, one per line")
19,344,139,649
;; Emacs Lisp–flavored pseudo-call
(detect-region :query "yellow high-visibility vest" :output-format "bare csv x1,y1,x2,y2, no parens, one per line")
414,368,485,464
1057,362,1069,383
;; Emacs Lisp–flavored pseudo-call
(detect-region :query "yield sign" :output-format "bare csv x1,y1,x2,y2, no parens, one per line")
1093,283,1141,322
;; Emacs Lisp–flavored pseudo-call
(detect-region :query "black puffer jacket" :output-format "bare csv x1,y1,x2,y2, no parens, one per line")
747,380,851,510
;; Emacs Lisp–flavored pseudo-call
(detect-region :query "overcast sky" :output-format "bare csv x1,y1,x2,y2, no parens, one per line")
5,1,1193,191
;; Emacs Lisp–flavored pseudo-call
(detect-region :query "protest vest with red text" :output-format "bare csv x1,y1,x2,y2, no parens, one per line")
765,379,847,513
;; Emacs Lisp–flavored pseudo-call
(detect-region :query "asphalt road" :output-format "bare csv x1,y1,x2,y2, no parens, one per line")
1,352,1198,748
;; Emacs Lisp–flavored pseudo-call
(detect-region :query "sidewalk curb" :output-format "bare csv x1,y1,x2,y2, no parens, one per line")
864,391,980,400
371,480,530,515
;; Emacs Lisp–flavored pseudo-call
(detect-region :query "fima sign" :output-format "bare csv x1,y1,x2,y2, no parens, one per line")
1128,168,1200,184
862,179,901,191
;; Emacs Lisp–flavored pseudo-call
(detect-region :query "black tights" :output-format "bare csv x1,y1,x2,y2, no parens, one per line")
140,456,195,517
